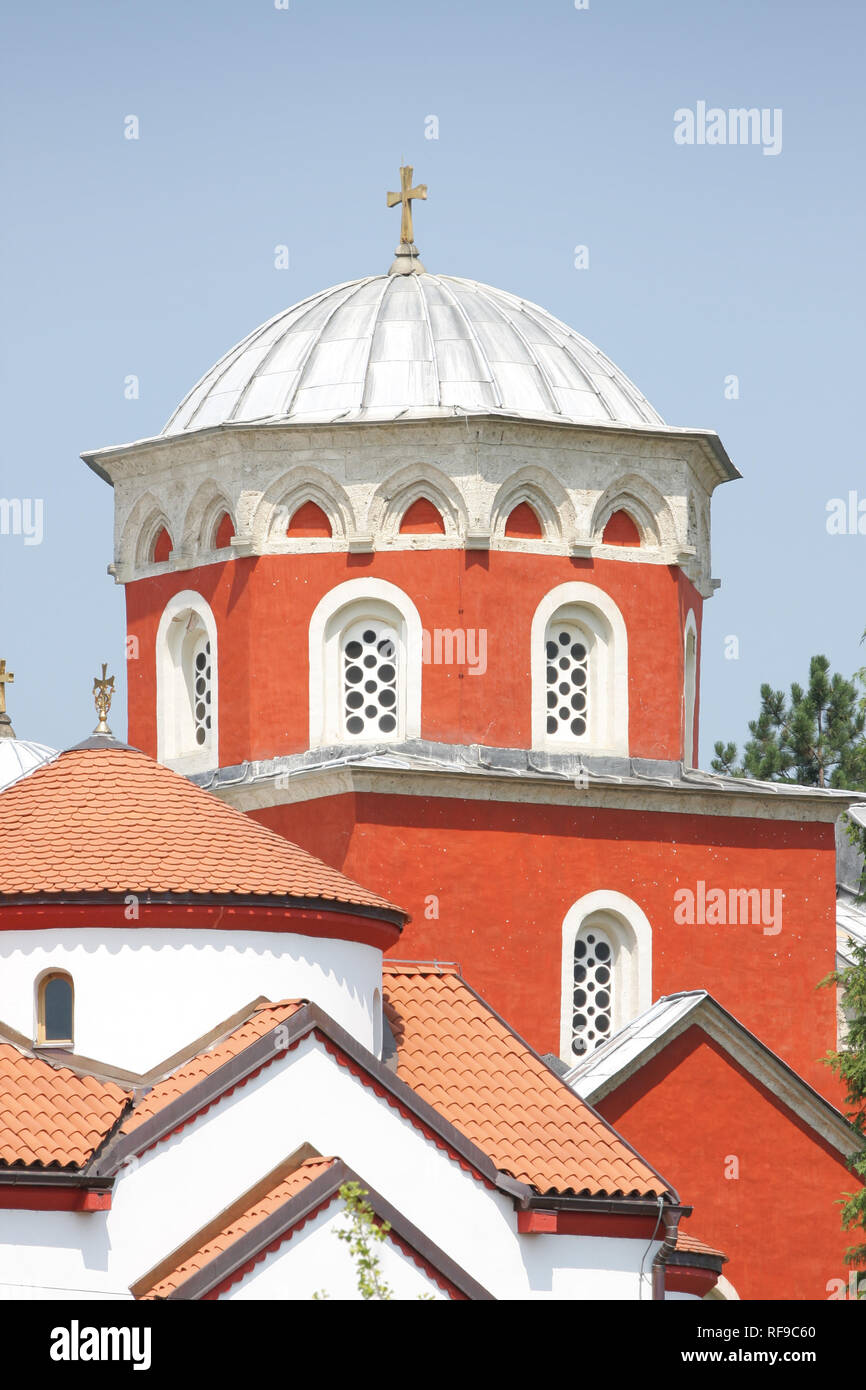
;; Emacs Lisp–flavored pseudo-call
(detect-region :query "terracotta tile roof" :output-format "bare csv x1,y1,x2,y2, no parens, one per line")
121,1002,304,1136
383,964,671,1198
0,743,401,914
139,1156,336,1299
0,1043,131,1169
675,1229,728,1261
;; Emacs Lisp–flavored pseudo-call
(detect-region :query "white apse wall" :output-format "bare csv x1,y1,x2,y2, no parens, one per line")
0,927,381,1071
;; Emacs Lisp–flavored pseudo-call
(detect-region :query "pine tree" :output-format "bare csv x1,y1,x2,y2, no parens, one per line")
712,655,866,789
821,942,866,1272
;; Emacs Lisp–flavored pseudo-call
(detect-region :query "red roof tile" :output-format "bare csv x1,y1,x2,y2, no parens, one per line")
0,1044,130,1169
0,743,401,914
383,964,671,1198
121,1001,303,1136
139,1156,336,1299
675,1229,728,1261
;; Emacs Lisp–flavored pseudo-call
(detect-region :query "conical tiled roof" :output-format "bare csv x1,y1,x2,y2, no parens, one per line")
0,738,402,917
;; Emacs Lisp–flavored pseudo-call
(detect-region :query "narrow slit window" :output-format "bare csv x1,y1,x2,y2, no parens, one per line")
188,630,213,748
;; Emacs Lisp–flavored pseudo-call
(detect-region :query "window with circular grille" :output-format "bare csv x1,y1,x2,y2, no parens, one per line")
341,619,400,739
545,621,589,740
189,632,212,747
572,927,613,1055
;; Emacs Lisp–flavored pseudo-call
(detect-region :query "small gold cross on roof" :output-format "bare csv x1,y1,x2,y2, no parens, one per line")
92,663,115,736
387,164,427,249
0,659,13,717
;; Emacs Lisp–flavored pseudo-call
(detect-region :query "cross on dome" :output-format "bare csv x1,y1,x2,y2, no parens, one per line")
92,663,115,736
387,163,427,275
0,659,15,739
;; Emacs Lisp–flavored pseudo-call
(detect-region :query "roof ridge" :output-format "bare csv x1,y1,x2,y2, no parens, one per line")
382,969,677,1199
383,960,461,975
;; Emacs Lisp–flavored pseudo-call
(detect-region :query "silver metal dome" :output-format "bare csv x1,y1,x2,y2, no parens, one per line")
0,739,57,792
163,274,664,436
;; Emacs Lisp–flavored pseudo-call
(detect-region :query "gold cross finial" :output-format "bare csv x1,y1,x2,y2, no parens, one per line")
386,165,427,274
92,663,115,736
387,164,426,247
0,658,14,737
0,659,13,717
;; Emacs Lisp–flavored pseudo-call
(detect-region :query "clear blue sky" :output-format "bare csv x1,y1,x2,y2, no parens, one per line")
2,0,864,763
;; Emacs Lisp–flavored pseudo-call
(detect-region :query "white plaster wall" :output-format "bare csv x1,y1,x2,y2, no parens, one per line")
0,1210,126,1300
223,1203,445,1300
0,928,381,1070
73,1035,664,1301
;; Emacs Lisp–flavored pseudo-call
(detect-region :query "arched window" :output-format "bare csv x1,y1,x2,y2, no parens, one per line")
572,922,615,1056
532,584,628,754
341,616,400,739
683,612,698,768
544,619,590,741
308,580,422,749
156,591,219,770
560,892,652,1064
37,971,74,1047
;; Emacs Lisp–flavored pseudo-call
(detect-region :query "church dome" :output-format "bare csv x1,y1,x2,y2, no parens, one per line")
0,738,56,792
163,274,664,436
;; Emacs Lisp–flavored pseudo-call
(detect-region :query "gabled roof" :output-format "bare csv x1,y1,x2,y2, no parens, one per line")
138,1155,337,1298
134,1153,495,1301
0,1043,130,1169
79,970,675,1202
119,1002,303,1138
565,990,861,1157
0,961,677,1206
383,963,674,1198
0,740,402,919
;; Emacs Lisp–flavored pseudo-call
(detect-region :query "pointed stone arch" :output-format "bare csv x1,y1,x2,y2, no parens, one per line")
490,467,573,542
121,491,174,570
589,475,677,551
369,464,465,540
251,466,353,546
181,481,237,555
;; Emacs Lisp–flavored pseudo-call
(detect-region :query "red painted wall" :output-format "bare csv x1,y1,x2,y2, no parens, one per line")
251,792,842,1101
596,1025,863,1301
125,551,703,766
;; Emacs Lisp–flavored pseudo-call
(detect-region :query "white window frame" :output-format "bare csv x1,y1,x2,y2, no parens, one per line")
683,609,698,768
531,583,628,755
560,891,652,1064
156,590,219,773
308,579,422,749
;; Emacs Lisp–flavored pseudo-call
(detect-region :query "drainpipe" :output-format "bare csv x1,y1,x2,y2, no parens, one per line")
652,1216,679,1301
